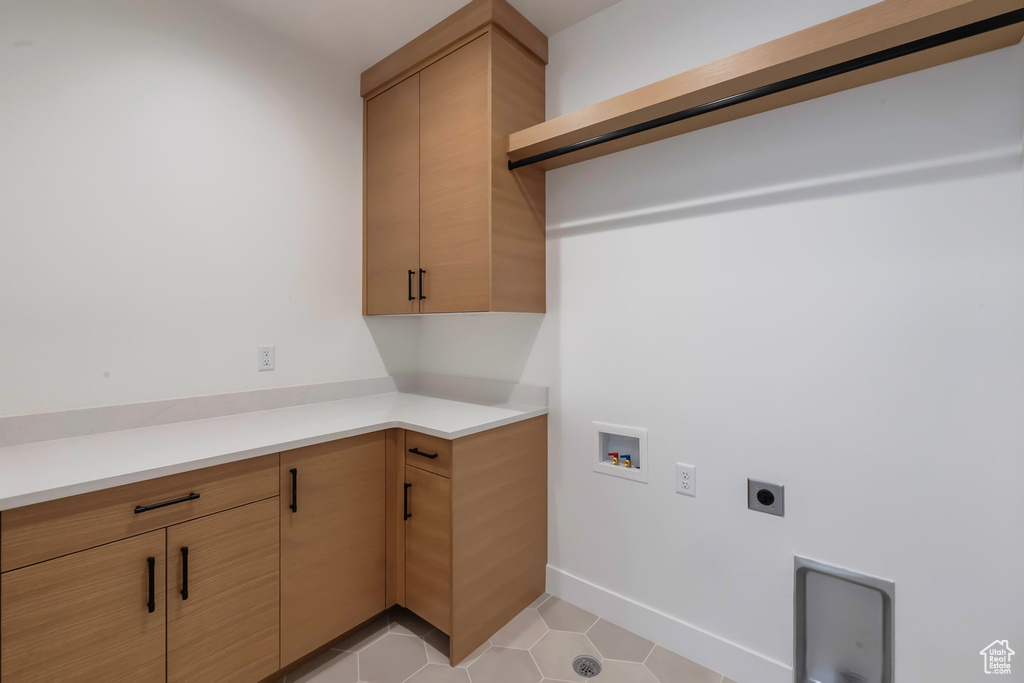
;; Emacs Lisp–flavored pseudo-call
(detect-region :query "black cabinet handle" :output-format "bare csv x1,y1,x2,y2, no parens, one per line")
134,492,199,514
404,482,412,520
408,447,439,460
408,270,415,301
289,468,298,513
418,269,426,300
180,547,189,600
146,556,156,613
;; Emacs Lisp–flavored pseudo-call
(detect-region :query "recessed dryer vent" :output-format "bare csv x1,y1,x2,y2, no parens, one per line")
593,422,648,483
795,556,895,683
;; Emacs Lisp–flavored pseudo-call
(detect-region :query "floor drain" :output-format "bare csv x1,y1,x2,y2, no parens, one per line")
573,655,602,677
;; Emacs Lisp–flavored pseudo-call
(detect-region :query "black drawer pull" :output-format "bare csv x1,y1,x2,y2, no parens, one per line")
408,270,415,301
180,547,189,600
146,556,155,613
408,447,439,460
289,468,298,513
404,482,412,520
418,269,426,300
134,492,200,514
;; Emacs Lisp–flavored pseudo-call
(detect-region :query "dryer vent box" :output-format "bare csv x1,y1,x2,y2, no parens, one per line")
795,556,895,683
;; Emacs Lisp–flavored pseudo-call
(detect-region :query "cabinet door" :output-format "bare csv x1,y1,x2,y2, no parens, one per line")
419,35,491,313
366,73,420,314
0,529,166,682
405,464,451,633
280,433,386,666
166,498,280,683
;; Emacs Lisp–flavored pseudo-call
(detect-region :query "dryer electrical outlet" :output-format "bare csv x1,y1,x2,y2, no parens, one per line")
748,479,784,517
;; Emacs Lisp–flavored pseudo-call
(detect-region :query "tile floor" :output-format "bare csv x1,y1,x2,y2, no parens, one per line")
283,594,736,683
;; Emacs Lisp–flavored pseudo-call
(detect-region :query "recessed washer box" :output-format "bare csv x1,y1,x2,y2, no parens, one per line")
593,422,648,483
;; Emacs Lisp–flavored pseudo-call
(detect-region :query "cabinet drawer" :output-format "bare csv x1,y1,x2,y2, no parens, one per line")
1,454,279,572
404,431,452,478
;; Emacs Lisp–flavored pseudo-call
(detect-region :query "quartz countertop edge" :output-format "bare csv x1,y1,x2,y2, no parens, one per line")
0,392,548,511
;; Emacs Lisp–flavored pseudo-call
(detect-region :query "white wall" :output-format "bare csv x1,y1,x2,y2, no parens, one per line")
0,0,398,416
419,2,1024,681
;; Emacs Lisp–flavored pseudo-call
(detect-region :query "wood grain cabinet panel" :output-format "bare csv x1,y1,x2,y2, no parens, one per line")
0,529,167,683
362,10,546,316
0,453,279,572
166,498,280,683
419,35,492,313
280,433,386,666
405,430,453,478
404,464,452,634
366,74,421,315
449,415,547,663
396,416,548,664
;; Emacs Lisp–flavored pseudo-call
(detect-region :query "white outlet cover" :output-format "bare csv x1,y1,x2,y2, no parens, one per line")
258,345,275,371
675,463,696,497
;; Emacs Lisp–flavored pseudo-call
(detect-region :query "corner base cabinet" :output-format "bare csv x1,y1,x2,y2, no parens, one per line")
0,415,546,681
402,415,548,664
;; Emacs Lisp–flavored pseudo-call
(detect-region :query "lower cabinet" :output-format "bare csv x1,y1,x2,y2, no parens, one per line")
401,416,548,665
0,529,167,682
404,465,451,633
166,498,280,683
0,418,545,681
280,433,386,666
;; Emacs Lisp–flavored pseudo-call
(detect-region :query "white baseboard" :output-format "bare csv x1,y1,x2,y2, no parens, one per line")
546,565,792,683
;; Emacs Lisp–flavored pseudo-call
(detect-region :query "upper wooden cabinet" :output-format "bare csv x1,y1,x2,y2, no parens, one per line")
363,0,546,315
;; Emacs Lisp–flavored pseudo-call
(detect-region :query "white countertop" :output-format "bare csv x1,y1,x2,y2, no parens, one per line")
0,392,547,511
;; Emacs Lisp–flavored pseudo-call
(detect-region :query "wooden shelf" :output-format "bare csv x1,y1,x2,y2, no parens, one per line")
507,0,1024,171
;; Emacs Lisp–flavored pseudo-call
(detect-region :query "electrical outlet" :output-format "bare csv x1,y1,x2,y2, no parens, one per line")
675,463,696,497
258,345,275,371
747,479,784,517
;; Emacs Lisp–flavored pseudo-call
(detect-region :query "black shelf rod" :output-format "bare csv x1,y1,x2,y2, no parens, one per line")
508,8,1024,170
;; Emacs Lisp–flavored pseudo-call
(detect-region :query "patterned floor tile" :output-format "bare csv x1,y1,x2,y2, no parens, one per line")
405,663,471,683
423,629,450,664
528,593,551,609
490,608,549,649
468,646,543,683
299,598,728,683
529,631,601,682
586,619,654,662
536,597,598,633
388,607,434,637
454,639,491,668
594,660,659,683
331,615,390,653
359,633,427,683
285,648,358,683
644,645,722,683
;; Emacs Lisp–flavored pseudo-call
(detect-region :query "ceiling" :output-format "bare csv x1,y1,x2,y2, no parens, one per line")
215,0,620,70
